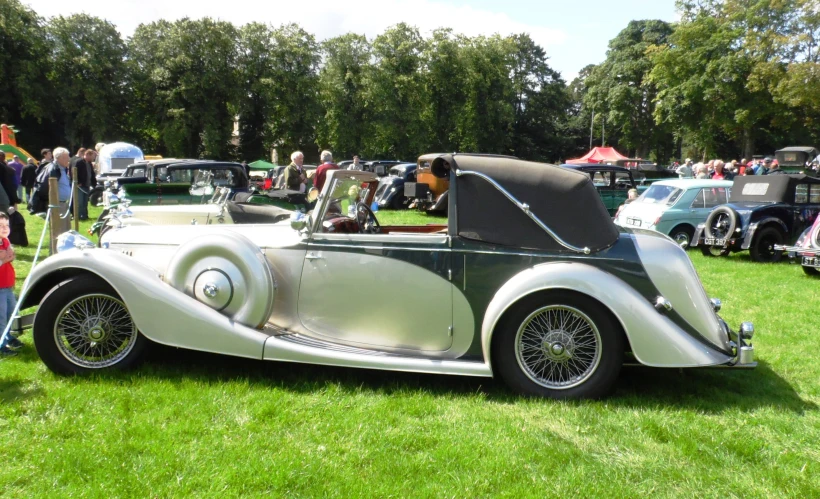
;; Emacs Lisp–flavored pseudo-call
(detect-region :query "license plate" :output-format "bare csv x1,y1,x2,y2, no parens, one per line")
626,217,641,227
802,256,820,267
704,237,727,246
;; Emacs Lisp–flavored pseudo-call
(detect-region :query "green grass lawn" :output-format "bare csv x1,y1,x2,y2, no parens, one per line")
1,207,819,496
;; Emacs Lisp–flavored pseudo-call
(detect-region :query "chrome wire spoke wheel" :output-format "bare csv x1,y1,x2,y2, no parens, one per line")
54,294,138,369
712,213,729,239
515,305,602,390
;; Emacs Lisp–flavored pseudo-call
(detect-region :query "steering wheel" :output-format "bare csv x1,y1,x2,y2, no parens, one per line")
355,202,381,234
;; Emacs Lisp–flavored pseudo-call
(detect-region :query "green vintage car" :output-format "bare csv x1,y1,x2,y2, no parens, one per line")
111,159,249,205
560,164,641,216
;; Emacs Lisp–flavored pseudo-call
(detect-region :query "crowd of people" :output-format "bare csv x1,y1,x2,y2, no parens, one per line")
674,156,805,180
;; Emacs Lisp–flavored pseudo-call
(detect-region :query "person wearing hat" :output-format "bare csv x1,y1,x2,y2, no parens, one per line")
754,157,772,175
766,157,786,175
676,158,694,179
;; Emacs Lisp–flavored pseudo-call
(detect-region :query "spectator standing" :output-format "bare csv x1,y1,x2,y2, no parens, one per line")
347,155,364,171
8,156,24,200
314,150,339,193
676,158,694,178
241,161,250,179
0,161,11,214
21,158,36,203
766,158,786,175
0,212,21,355
754,158,771,175
73,149,96,220
711,160,733,180
50,148,72,233
0,159,19,214
695,163,709,179
37,148,53,176
738,158,748,175
283,151,307,192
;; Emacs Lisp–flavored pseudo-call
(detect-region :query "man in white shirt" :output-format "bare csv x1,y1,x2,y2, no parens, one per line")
676,158,694,179
347,155,364,171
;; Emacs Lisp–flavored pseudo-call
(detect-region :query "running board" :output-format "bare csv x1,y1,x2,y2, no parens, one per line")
263,333,492,378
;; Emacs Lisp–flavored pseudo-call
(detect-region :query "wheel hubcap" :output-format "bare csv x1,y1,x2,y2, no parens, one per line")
515,305,602,390
54,294,138,369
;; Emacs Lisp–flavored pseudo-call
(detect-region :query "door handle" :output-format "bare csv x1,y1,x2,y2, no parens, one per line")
306,252,323,260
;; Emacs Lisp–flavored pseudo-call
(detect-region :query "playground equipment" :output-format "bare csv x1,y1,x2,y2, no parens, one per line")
0,124,38,164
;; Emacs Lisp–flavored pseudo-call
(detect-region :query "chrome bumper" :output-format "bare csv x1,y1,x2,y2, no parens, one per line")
722,320,756,368
775,244,820,257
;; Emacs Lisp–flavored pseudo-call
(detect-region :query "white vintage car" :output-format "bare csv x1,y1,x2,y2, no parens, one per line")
20,154,756,399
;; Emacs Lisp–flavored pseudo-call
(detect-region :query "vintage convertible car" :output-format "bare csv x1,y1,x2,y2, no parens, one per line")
614,179,733,248
19,154,755,399
692,174,820,261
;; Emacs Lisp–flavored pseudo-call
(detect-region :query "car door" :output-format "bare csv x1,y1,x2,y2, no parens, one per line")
793,183,820,240
297,173,454,353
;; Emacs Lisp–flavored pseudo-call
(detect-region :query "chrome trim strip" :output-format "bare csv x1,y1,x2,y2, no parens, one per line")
456,170,591,254
308,242,452,253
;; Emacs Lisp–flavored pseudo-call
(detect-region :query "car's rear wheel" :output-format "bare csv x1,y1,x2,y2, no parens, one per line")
33,275,147,375
802,265,819,276
669,225,694,248
700,245,731,257
493,291,624,399
750,227,784,263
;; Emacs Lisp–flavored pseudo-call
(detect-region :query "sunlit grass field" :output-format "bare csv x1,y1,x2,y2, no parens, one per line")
1,206,818,496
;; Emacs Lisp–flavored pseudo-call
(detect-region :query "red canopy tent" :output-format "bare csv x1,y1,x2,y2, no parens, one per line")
566,147,629,164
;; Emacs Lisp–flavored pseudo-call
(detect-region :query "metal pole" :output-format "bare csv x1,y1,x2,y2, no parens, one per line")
602,116,605,147
72,166,79,231
589,108,595,149
48,177,60,255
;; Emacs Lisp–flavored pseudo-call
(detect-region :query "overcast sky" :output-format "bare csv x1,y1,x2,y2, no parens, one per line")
23,0,678,81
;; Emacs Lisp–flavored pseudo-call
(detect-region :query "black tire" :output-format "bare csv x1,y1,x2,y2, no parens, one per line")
704,206,738,240
802,266,820,276
492,291,625,400
700,245,731,257
750,226,784,263
390,192,405,210
33,275,147,375
669,225,695,248
89,189,103,207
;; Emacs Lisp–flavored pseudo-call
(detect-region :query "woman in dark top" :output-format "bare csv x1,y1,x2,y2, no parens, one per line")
0,160,18,214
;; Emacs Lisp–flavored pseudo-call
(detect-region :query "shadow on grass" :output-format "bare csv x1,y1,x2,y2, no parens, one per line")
50,343,814,414
0,378,43,403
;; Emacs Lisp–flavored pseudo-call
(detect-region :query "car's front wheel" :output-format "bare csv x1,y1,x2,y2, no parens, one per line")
802,266,820,276
33,275,147,375
669,225,694,248
700,245,731,257
493,292,624,399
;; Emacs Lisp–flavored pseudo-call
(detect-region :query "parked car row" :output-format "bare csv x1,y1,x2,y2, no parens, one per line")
18,153,756,401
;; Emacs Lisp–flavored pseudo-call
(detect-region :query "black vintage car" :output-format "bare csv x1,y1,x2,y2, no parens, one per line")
775,146,819,175
373,163,417,209
692,174,820,261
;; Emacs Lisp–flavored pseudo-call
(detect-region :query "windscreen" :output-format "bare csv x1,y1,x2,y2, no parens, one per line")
639,185,678,204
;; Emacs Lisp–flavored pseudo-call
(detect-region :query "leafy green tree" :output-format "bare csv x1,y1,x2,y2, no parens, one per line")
455,35,515,155
362,23,429,159
48,14,130,148
316,33,370,160
507,34,570,161
422,29,468,152
585,20,675,161
0,0,52,147
236,22,276,162
129,18,239,158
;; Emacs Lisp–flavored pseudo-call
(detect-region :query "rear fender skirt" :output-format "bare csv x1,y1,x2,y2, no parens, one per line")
21,250,269,359
741,218,787,249
481,262,734,368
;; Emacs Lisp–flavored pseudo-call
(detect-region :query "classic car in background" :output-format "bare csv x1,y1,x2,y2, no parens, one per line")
20,154,755,400
776,213,820,275
615,179,733,247
560,164,640,216
692,174,820,261
105,159,249,206
403,152,460,212
774,146,819,175
373,163,417,209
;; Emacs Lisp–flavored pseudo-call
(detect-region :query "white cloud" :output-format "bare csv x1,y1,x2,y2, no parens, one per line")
25,0,567,51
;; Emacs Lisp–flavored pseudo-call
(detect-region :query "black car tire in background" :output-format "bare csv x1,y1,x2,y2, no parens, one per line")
802,265,819,276
669,224,695,248
750,226,785,263
700,245,731,257
492,291,624,400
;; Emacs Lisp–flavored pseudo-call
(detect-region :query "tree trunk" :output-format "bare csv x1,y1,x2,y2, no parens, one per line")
742,128,754,160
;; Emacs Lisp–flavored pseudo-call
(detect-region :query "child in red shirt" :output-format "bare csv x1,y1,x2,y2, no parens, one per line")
0,212,21,355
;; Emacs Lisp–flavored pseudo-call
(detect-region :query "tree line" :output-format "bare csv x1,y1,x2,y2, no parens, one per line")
1,0,819,165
